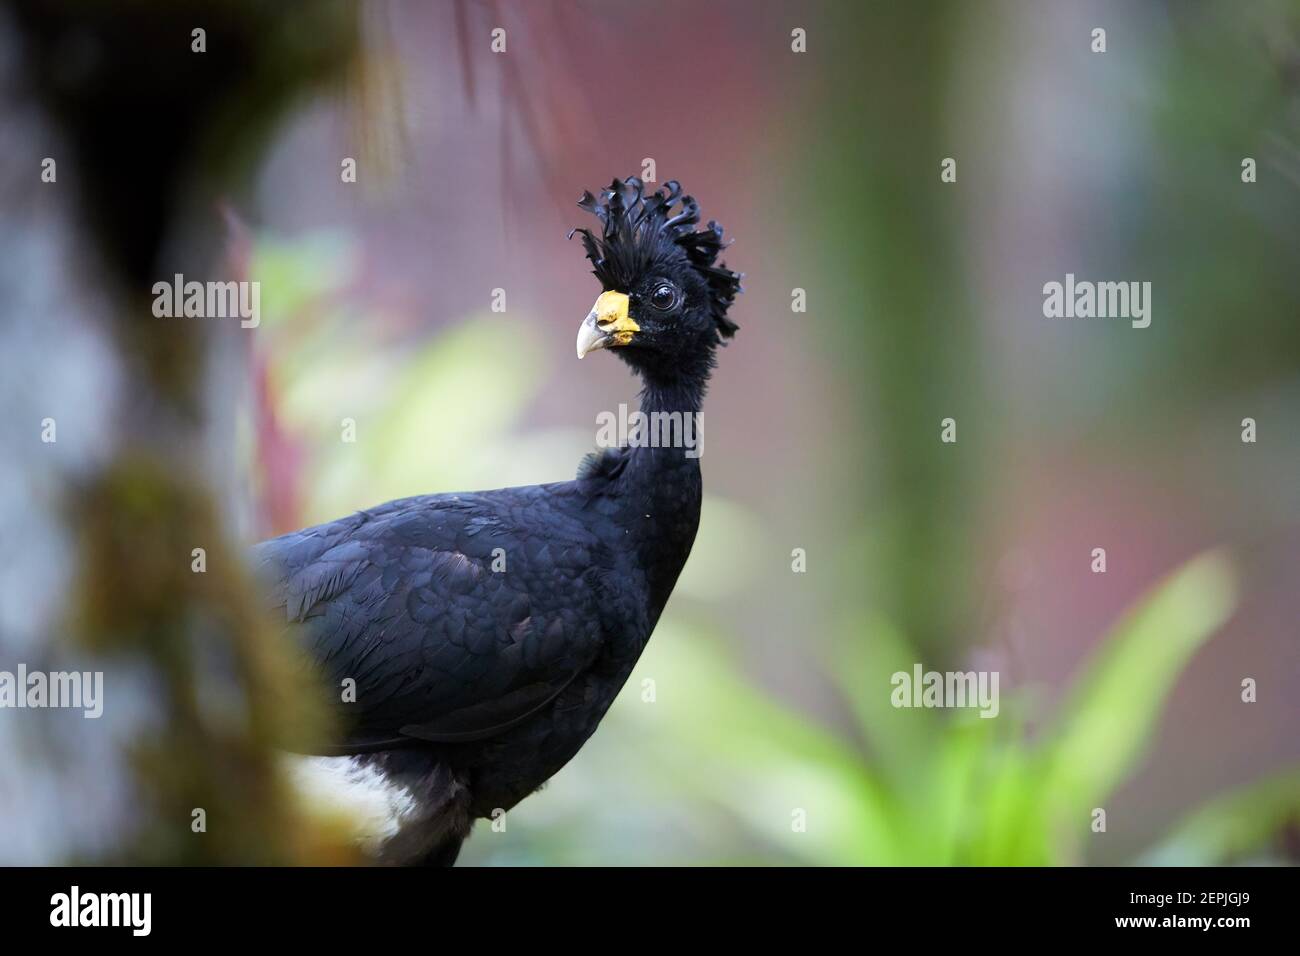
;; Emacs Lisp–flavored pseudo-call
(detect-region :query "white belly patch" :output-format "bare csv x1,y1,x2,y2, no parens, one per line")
286,755,420,854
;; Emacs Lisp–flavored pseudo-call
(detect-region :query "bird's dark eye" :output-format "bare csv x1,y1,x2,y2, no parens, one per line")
649,284,677,311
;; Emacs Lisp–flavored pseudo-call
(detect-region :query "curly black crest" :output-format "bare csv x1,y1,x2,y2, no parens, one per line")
570,177,741,342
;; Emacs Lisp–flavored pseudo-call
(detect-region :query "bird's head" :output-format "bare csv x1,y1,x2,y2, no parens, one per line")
571,177,740,392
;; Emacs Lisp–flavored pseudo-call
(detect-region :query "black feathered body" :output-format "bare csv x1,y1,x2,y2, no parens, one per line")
256,443,701,862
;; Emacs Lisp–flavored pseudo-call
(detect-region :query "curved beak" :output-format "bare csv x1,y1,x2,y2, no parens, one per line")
576,290,638,358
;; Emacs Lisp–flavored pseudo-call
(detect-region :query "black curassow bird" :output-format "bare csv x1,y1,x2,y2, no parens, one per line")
254,177,741,865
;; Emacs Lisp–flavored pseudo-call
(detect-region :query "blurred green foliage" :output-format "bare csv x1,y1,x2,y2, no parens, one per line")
620,551,1264,865
1142,769,1300,866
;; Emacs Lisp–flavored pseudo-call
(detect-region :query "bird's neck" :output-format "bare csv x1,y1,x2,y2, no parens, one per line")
638,372,706,417
617,378,706,614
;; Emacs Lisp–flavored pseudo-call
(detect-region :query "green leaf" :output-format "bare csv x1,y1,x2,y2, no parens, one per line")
1037,551,1238,840
306,317,547,520
826,614,937,785
250,231,357,331
634,624,900,864
1140,770,1300,865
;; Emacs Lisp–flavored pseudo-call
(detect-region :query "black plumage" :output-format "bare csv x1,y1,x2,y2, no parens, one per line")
253,177,741,865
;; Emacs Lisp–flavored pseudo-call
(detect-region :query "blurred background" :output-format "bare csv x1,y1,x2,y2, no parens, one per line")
0,0,1296,865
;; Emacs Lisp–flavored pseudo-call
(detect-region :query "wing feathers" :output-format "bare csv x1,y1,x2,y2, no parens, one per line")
254,490,606,751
